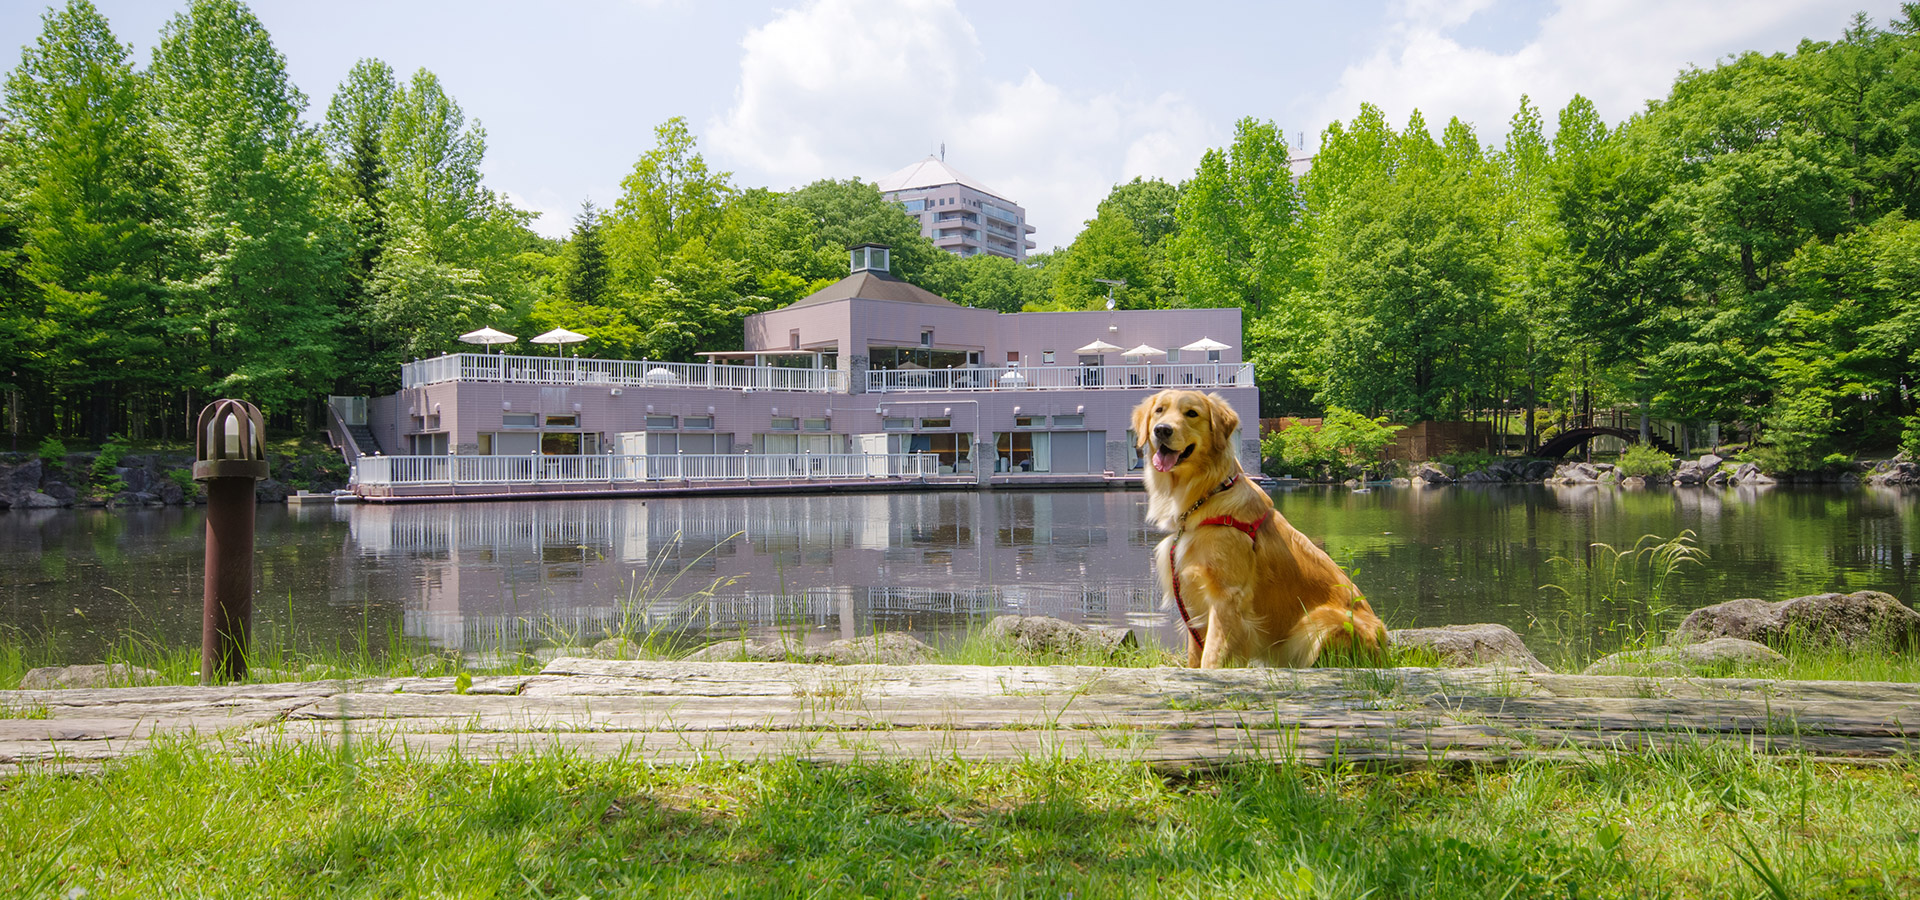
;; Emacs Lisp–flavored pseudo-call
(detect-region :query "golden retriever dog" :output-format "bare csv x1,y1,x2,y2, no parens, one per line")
1133,390,1387,668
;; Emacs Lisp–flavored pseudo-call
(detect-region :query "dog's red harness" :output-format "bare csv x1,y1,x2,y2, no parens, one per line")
1168,472,1269,649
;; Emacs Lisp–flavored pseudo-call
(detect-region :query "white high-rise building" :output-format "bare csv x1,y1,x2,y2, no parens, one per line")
875,157,1037,261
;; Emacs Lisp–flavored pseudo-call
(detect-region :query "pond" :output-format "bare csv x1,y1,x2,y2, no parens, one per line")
2,485,1916,667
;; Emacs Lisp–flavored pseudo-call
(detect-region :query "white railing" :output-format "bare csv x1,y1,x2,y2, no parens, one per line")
354,452,940,489
400,353,848,393
867,361,1255,393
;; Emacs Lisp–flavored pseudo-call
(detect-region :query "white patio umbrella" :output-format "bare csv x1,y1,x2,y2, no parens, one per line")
1074,340,1122,355
531,327,589,357
1121,343,1165,358
1179,337,1232,353
457,326,517,354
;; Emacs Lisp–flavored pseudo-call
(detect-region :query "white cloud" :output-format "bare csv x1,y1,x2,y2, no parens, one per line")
1311,0,1899,147
709,0,1217,249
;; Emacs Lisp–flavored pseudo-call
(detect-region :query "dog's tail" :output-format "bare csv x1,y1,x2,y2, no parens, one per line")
1276,600,1388,668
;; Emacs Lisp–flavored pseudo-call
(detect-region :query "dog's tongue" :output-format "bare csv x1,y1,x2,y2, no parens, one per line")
1151,448,1179,472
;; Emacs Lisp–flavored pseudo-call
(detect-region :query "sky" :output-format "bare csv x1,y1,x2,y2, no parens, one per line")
1,0,1904,246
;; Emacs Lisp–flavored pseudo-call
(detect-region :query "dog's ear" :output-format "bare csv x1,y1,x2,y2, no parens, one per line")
1206,393,1240,440
1131,393,1155,447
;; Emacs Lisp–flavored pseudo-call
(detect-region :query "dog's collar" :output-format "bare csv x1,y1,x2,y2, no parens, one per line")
1177,472,1241,528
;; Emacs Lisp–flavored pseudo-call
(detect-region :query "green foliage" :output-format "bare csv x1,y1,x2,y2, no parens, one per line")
1261,407,1401,478
89,433,129,495
1615,443,1676,478
36,435,65,467
1434,449,1500,474
1541,531,1705,656
1901,415,1920,458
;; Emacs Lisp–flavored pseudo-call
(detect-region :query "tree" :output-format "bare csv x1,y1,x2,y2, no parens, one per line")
605,117,733,290
4,0,180,439
149,0,343,412
1171,117,1304,311
559,200,608,307
321,57,397,286
357,68,540,370
1047,204,1152,310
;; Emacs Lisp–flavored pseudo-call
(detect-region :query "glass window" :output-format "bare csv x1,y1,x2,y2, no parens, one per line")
683,416,713,429
883,417,913,430
1015,415,1042,428
1042,350,1055,365
645,415,676,429
920,330,933,347
502,413,536,428
546,414,577,427
477,433,493,455
771,416,798,431
1052,414,1084,428
1166,349,1181,363
803,417,830,432
920,417,951,429
541,432,581,455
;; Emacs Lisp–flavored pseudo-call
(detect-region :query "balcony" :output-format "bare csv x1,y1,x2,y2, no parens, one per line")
400,352,848,392
867,362,1255,393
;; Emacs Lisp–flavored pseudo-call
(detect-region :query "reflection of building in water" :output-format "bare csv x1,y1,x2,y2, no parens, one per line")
348,494,1170,651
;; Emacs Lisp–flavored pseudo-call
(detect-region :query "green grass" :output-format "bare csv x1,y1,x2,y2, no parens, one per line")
2,739,1914,898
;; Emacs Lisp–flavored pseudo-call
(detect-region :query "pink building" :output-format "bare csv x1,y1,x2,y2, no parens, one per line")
352,245,1257,494
875,157,1037,260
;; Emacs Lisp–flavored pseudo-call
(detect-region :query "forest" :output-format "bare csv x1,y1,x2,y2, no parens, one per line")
3,0,1919,472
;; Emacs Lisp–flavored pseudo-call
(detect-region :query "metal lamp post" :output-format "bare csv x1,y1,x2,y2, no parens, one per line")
193,399,268,685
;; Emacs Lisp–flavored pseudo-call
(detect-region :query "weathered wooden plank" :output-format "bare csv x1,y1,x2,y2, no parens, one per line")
1529,674,1920,703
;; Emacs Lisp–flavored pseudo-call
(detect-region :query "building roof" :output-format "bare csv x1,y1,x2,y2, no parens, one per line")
874,156,1007,199
784,270,958,310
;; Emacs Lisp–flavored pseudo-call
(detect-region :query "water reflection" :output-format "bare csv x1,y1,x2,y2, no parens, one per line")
2,485,1916,664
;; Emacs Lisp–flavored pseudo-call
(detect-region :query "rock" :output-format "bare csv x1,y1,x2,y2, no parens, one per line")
816,632,936,665
255,478,292,503
41,481,76,504
19,663,162,689
981,615,1138,657
1672,590,1920,650
1731,462,1775,485
1584,638,1785,676
1,458,41,499
1697,453,1724,470
114,466,150,493
1459,469,1500,483
682,636,807,662
22,491,62,508
1706,469,1730,487
110,490,141,507
1581,655,1691,677
592,637,658,660
1390,477,1411,487
1523,460,1558,481
158,479,185,505
1387,624,1551,673
1620,475,1647,488
1411,462,1455,485
681,632,937,665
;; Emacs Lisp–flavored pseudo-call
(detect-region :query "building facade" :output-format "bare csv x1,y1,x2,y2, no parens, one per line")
358,245,1257,493
875,157,1037,261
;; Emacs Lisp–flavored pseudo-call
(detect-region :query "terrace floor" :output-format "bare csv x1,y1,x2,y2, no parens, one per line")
4,660,1915,773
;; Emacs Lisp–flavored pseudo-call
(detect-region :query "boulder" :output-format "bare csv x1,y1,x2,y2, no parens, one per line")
41,481,76,504
681,632,936,665
1866,457,1920,486
255,478,292,503
1386,623,1551,673
1459,469,1501,484
158,479,185,505
1697,453,1725,470
19,663,162,690
682,636,808,662
1584,637,1785,676
592,637,659,660
1,458,41,499
113,466,150,494
1620,476,1647,488
816,632,936,665
1730,462,1774,485
1411,462,1455,485
981,615,1138,657
1672,590,1920,650
1706,469,1730,487
22,491,62,508
1523,460,1558,481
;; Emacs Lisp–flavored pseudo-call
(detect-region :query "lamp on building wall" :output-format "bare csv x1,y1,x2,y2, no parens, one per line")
501,402,511,411
646,404,654,413
1077,405,1085,414
1012,406,1021,415
708,405,716,415
944,407,952,416
573,402,582,412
